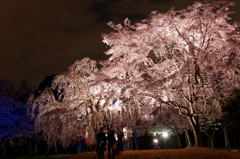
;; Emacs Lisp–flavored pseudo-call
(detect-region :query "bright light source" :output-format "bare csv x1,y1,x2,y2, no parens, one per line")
162,132,168,138
153,138,158,143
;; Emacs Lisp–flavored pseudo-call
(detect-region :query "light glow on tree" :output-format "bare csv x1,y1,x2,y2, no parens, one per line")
29,0,240,148
101,0,240,146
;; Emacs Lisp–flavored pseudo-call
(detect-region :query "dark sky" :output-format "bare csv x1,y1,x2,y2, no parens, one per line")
0,0,239,88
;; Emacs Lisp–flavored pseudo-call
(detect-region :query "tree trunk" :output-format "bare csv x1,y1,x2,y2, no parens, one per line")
46,145,50,158
223,124,230,150
210,137,214,148
27,138,33,157
204,128,216,148
34,140,38,156
54,141,58,155
3,141,6,159
207,136,210,147
184,129,192,147
189,116,203,147
176,134,181,148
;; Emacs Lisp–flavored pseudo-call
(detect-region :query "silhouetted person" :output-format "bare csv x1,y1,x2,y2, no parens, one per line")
97,128,106,159
81,137,86,152
118,132,124,151
107,125,116,159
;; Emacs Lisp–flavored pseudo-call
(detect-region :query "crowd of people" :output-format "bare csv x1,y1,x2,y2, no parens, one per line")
96,125,126,159
78,124,133,159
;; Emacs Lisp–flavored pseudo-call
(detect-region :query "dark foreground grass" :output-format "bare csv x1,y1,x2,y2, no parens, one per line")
62,147,240,159
5,154,67,159
4,148,240,159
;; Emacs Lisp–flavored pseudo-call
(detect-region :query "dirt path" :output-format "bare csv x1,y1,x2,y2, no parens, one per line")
62,147,240,159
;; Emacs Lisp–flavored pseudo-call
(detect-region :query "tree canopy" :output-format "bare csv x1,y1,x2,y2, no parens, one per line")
29,0,240,147
100,0,240,146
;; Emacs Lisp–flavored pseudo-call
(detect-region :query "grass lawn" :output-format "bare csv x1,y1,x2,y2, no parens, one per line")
4,148,240,159
5,154,67,159
61,147,240,159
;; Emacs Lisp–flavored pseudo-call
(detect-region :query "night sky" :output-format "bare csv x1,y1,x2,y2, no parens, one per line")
1,0,239,88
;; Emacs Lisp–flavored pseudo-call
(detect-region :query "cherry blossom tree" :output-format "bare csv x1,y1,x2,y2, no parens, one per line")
29,58,101,148
221,89,240,149
29,57,159,150
152,107,191,148
28,0,240,149
29,58,139,148
101,0,240,146
199,112,222,148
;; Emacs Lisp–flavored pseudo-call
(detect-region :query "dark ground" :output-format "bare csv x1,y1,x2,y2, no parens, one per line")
61,147,240,159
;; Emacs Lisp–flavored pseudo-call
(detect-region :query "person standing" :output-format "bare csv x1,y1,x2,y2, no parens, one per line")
107,125,116,159
97,128,106,159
